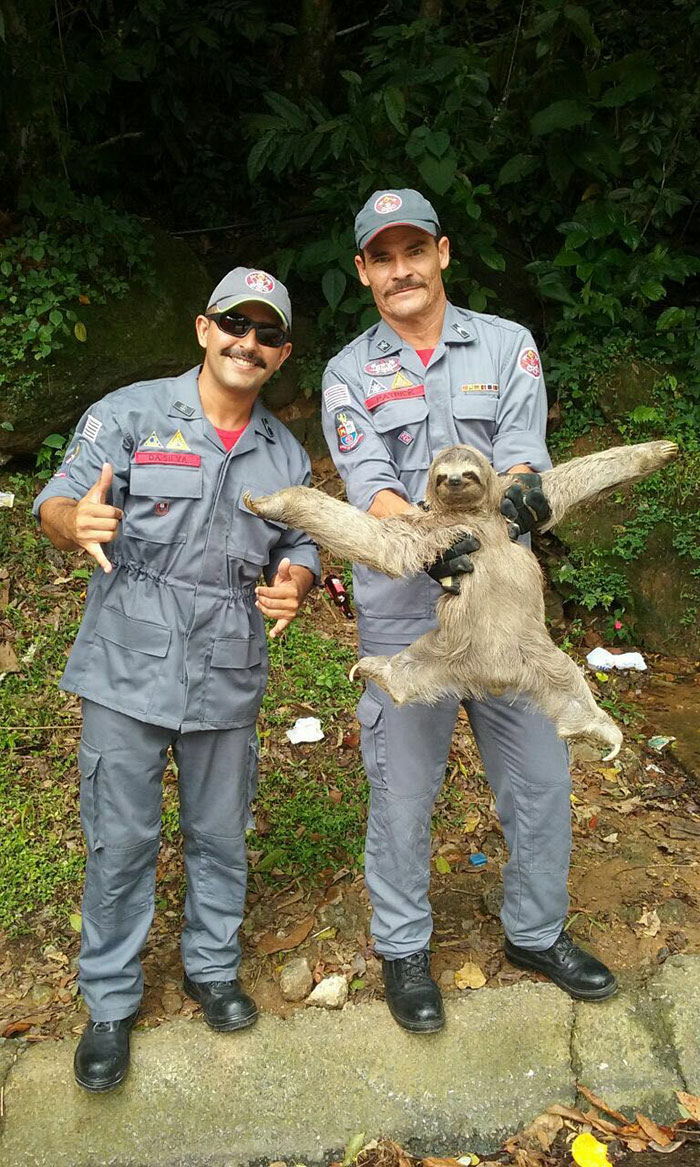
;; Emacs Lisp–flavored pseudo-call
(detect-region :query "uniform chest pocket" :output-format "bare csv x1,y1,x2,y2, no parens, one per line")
228,483,288,568
452,391,499,422
370,397,430,471
124,464,203,545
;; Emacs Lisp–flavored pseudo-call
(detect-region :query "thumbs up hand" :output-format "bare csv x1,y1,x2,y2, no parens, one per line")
255,557,305,639
69,463,123,573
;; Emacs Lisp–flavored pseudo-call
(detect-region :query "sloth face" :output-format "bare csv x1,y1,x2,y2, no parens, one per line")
428,451,487,512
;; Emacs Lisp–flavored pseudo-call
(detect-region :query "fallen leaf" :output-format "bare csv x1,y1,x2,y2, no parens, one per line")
615,797,642,815
621,1137,647,1152
342,1131,366,1165
0,642,19,673
649,1140,685,1154
328,788,343,804
577,1085,629,1123
636,908,661,937
454,960,486,990
635,1112,672,1147
69,913,82,933
2,1020,33,1037
463,811,481,833
571,1132,613,1167
519,1112,564,1151
256,915,314,956
435,855,451,874
676,1090,700,1122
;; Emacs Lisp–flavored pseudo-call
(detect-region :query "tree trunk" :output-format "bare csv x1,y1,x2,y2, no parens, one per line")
285,0,336,99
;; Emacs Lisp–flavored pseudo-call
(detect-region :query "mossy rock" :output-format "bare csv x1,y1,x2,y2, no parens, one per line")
595,355,659,422
0,228,211,460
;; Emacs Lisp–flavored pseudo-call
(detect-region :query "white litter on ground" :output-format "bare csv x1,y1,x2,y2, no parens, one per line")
286,716,324,744
586,646,647,671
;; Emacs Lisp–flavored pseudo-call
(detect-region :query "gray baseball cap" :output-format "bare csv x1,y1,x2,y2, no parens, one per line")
206,267,292,331
354,189,440,251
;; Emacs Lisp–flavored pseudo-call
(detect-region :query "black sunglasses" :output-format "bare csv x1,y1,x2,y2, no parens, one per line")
207,311,289,348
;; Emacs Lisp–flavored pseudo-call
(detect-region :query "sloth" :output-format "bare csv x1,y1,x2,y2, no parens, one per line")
245,439,676,760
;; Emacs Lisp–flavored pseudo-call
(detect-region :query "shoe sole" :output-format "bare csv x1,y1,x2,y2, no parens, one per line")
74,1067,128,1092
184,983,258,1032
505,952,618,1001
385,1003,445,1033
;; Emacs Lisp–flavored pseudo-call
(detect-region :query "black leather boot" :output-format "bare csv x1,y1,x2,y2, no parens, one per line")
73,1010,139,1092
382,950,445,1033
183,973,258,1032
504,930,618,1000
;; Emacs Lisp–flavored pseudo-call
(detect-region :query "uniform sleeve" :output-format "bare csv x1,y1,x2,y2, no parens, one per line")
320,361,409,511
264,445,322,585
33,399,133,518
492,330,552,473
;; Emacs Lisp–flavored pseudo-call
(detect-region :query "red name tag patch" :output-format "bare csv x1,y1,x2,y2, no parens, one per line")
364,384,426,411
133,451,201,467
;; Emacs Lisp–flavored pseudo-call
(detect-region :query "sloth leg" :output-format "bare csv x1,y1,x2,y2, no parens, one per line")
513,641,623,760
350,634,470,706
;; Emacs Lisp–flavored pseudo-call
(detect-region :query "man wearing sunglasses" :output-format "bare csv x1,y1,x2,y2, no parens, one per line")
34,267,320,1091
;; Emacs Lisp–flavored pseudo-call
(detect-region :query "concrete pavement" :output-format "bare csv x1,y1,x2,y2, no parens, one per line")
0,956,698,1167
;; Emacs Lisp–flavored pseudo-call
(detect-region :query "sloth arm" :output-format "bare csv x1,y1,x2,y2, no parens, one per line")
245,487,460,578
536,440,678,530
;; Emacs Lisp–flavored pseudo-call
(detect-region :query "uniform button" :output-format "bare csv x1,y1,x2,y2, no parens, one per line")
155,501,169,516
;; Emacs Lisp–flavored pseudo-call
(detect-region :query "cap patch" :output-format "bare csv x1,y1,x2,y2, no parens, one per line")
335,411,364,453
245,270,275,293
374,194,402,214
519,347,541,378
324,383,351,412
365,356,402,376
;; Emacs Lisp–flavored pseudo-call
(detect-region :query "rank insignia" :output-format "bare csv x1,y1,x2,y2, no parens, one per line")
166,429,190,451
83,414,102,443
451,323,472,340
376,339,392,353
262,417,275,439
519,348,541,378
335,411,364,453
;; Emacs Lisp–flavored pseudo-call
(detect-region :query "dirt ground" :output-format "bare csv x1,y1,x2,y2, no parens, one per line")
1,579,698,1046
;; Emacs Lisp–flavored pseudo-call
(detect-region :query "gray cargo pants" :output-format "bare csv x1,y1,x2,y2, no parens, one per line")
357,639,572,959
77,699,258,1021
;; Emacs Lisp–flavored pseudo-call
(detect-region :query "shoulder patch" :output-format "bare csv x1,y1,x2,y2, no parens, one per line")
335,411,364,453
324,382,351,412
83,414,102,442
519,347,541,378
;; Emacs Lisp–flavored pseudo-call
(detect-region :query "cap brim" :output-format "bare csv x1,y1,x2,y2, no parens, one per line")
207,295,290,331
359,221,437,251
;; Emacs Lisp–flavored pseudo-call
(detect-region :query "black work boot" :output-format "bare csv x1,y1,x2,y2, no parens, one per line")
73,1010,139,1092
382,950,445,1033
183,973,258,1032
504,930,618,1001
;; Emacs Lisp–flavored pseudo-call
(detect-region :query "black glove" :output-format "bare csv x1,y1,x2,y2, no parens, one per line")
500,472,551,538
426,532,481,594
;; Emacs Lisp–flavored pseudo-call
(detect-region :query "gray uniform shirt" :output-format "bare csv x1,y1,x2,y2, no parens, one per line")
321,302,551,644
34,367,320,731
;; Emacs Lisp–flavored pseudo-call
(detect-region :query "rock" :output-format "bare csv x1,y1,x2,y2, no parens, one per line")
30,983,53,1007
0,228,211,460
162,991,183,1014
481,882,504,918
306,974,348,1010
279,957,313,1002
439,969,455,989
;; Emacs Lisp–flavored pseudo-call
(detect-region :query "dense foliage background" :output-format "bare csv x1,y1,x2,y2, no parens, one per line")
2,0,700,625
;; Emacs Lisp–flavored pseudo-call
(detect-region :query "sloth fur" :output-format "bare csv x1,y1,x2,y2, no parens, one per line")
246,439,677,760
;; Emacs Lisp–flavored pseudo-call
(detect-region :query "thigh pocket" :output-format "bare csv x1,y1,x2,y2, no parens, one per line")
357,690,388,791
78,740,102,851
83,839,158,923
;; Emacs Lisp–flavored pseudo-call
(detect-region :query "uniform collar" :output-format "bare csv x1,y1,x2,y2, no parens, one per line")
370,302,475,358
167,367,204,420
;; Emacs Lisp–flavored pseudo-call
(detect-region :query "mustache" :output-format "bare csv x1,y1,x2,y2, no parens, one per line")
223,345,266,369
390,279,426,294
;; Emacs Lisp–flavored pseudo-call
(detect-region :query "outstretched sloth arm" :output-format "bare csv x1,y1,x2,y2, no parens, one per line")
245,487,462,578
538,440,677,531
